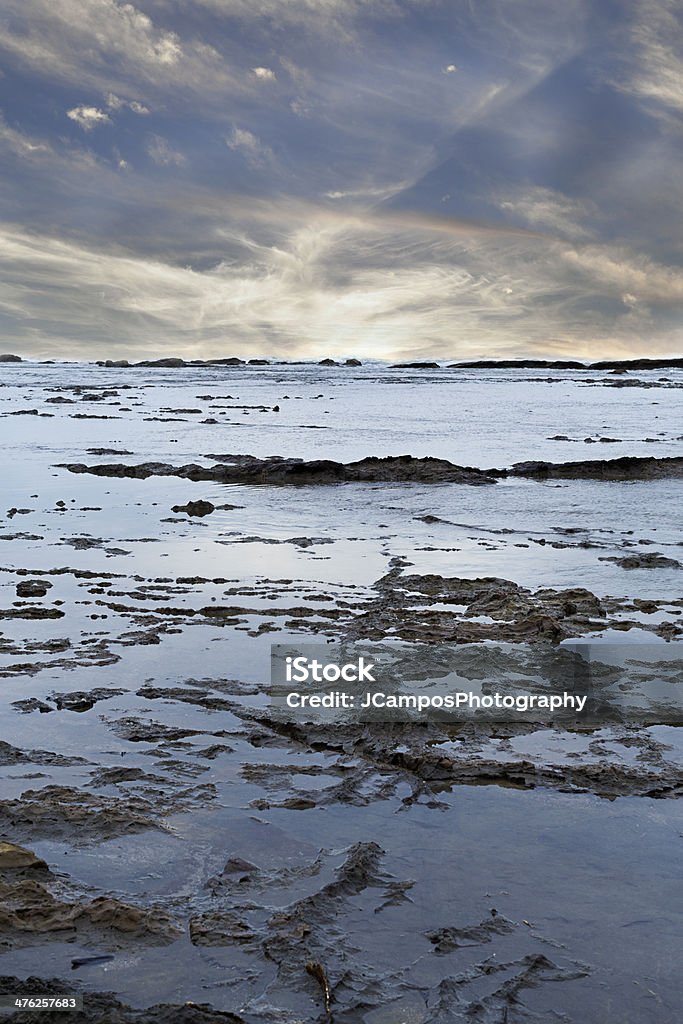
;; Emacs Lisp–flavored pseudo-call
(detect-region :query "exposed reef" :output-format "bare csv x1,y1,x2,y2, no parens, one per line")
59,453,683,486
59,454,497,486
502,455,683,481
449,357,683,370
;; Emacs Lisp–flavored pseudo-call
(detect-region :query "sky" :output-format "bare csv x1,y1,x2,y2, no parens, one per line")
1,0,682,361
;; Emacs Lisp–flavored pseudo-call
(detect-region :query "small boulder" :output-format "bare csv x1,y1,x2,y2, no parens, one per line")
16,579,52,598
171,500,216,517
0,841,48,870
605,552,681,570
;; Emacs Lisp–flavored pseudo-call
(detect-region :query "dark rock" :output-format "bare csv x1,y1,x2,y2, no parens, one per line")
589,357,683,370
318,358,338,365
345,358,362,365
137,358,187,368
0,354,22,362
63,452,683,486
86,448,134,455
171,500,216,517
447,357,683,371
63,454,497,487
0,606,64,620
449,358,585,369
602,553,681,570
504,455,683,481
16,580,53,598
391,361,440,368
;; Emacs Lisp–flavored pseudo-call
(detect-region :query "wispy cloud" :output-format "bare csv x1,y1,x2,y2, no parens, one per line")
495,186,596,240
620,0,683,116
146,134,186,166
0,0,682,360
106,93,150,114
2,207,681,360
0,0,244,103
0,114,51,157
226,126,274,168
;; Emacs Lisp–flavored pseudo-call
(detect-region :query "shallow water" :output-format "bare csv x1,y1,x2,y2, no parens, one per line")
0,361,682,1022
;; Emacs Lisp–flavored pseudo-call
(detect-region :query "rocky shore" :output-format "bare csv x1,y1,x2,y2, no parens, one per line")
0,360,681,1022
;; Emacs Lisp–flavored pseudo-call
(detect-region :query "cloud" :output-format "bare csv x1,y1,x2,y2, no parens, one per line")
279,56,311,85
189,0,425,40
145,134,186,166
561,244,683,305
2,203,682,361
66,105,111,131
0,0,243,104
324,180,415,202
1,0,682,363
621,0,683,117
0,114,51,157
107,93,150,114
0,112,101,175
226,126,274,168
495,187,596,240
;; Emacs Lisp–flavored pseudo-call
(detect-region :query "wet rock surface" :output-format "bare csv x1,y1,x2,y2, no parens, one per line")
60,454,498,486
59,452,683,486
171,500,216,517
504,454,683,480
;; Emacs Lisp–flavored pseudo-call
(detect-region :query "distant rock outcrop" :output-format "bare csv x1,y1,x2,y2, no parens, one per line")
449,359,585,369
448,356,683,371
391,361,440,369
137,357,187,368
